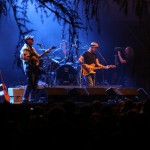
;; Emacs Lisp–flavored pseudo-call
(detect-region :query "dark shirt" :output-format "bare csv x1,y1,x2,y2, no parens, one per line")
82,51,98,64
122,55,135,77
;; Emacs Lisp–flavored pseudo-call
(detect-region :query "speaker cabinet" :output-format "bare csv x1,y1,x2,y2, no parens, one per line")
44,88,67,95
86,87,107,95
113,88,139,96
137,88,149,99
68,87,108,102
68,88,88,96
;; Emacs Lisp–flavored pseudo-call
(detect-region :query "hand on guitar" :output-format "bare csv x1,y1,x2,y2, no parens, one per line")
105,65,116,69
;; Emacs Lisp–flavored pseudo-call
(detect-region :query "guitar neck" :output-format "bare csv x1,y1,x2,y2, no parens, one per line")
39,50,48,59
39,46,55,59
92,67,103,70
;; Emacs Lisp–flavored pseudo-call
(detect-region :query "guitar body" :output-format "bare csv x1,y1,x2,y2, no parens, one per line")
81,63,97,76
0,83,10,103
31,55,40,66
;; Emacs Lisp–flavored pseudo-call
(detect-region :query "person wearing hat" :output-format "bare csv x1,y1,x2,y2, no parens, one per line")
78,42,115,86
20,35,51,103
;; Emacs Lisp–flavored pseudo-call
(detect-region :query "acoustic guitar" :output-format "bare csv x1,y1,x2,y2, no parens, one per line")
81,63,116,76
0,71,10,103
31,46,56,66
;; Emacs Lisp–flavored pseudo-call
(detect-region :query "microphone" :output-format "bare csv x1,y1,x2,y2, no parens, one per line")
36,43,43,46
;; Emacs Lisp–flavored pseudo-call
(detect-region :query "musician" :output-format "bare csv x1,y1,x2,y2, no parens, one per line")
52,40,68,64
51,40,77,85
20,35,51,103
117,46,135,87
53,40,77,65
78,42,113,87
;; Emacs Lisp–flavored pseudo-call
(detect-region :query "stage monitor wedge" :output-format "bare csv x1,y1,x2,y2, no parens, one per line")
44,88,68,95
113,88,139,96
43,88,68,103
86,87,107,96
68,88,88,96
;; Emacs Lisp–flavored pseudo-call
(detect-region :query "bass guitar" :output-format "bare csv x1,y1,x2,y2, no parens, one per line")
81,63,116,76
31,46,56,66
0,70,10,103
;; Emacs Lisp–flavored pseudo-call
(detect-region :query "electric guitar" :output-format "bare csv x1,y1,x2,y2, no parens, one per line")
31,46,56,66
81,63,116,76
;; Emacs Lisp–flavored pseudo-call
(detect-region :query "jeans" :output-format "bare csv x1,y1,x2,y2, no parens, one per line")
23,67,40,101
84,73,96,87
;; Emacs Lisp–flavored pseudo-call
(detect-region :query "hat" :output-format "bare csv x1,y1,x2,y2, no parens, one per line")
90,42,99,47
24,35,34,40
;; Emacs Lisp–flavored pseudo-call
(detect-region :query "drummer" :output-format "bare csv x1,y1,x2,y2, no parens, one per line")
53,40,77,65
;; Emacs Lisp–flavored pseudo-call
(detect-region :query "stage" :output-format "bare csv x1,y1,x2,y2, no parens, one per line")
7,84,147,104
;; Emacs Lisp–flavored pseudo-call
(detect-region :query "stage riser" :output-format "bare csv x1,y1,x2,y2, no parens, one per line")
8,88,42,104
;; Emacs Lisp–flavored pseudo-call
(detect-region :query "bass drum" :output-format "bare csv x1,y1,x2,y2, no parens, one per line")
56,65,78,85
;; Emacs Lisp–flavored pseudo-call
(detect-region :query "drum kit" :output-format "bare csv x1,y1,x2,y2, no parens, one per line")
39,49,81,86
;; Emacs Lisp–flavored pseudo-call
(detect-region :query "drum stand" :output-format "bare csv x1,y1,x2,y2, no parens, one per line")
97,50,109,86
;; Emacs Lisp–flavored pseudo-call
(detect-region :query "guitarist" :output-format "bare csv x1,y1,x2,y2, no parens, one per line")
20,35,52,103
78,42,112,87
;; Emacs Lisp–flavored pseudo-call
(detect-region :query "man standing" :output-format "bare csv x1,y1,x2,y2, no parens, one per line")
78,42,115,87
117,46,135,87
20,35,51,103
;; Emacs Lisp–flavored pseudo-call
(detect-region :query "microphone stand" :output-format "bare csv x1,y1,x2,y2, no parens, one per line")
45,52,53,88
96,50,109,86
72,43,80,86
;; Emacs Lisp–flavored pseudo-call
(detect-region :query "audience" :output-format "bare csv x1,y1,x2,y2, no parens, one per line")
0,96,150,149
